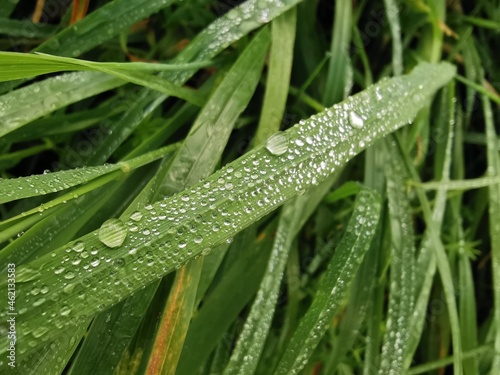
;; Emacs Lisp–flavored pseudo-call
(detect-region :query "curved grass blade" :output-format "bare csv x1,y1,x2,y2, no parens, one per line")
404,81,456,369
274,188,381,375
0,62,455,362
0,52,205,106
0,52,213,81
0,143,178,204
0,71,123,138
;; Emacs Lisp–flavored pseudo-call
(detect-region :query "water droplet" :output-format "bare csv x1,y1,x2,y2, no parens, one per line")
99,219,127,248
266,132,288,155
130,211,143,221
349,111,365,129
60,306,71,317
72,241,85,253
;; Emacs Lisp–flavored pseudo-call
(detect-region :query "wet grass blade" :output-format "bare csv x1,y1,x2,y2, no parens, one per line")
36,0,180,57
379,137,416,374
0,71,123,137
0,143,178,204
253,7,296,144
0,62,455,363
482,93,500,372
145,27,270,375
274,188,381,375
323,0,352,105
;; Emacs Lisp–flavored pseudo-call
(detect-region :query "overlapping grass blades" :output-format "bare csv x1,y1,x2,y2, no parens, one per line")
0,62,455,366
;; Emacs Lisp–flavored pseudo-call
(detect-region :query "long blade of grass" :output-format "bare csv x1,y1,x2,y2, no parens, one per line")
383,0,403,75
253,7,296,144
391,135,463,374
0,71,123,138
0,52,206,105
274,188,381,375
322,0,352,105
0,143,178,204
35,0,180,57
404,81,457,369
145,27,271,375
378,137,416,374
77,0,304,166
223,179,335,375
0,62,455,362
481,93,500,373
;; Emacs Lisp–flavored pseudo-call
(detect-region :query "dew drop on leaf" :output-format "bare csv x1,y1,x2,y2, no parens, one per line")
130,211,143,222
348,111,365,129
266,132,289,155
99,218,127,248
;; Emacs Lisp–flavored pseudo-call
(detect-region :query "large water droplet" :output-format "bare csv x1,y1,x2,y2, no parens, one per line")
349,111,365,129
266,132,289,155
130,211,143,222
99,219,127,248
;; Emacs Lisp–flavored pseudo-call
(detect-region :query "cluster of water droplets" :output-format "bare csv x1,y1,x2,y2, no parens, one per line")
0,63,450,357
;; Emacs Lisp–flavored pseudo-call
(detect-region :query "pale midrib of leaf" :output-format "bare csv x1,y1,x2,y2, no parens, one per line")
0,143,179,204
274,189,381,375
0,62,455,359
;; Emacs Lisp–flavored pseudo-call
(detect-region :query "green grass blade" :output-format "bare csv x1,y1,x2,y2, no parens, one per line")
253,7,296,144
482,93,500,372
322,0,352,105
274,188,381,375
378,137,416,374
223,177,335,375
404,82,456,369
383,0,403,75
145,27,271,375
0,62,455,363
177,224,274,375
77,0,303,166
0,19,56,38
391,136,463,374
36,0,180,57
0,52,206,105
0,72,123,138
0,143,178,204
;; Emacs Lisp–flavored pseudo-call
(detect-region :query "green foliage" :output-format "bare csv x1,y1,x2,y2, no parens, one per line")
0,1,498,374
